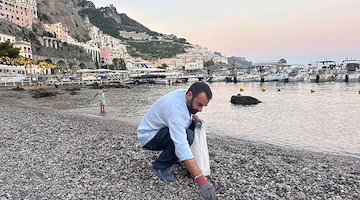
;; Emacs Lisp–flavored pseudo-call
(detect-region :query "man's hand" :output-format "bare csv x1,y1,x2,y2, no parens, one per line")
195,175,216,200
193,115,204,128
195,119,204,128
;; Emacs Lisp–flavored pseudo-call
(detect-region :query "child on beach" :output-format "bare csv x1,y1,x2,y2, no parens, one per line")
93,86,112,113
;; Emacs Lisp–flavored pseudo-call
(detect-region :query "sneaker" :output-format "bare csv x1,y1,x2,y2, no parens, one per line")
151,167,176,182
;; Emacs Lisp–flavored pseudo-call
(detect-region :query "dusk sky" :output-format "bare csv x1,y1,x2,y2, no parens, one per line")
91,0,360,65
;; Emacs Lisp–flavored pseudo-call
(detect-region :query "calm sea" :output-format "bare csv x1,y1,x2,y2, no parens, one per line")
32,81,360,158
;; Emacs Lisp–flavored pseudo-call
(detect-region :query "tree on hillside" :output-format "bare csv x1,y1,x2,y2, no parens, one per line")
158,63,169,69
177,38,189,44
204,59,215,67
0,41,20,58
113,58,127,70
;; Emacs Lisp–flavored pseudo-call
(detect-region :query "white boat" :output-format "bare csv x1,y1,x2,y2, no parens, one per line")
309,73,336,82
336,60,360,82
76,69,129,84
309,61,337,82
287,65,309,82
237,73,261,82
205,74,227,82
265,71,289,82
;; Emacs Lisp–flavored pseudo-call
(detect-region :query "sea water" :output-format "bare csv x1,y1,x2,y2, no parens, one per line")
32,81,360,157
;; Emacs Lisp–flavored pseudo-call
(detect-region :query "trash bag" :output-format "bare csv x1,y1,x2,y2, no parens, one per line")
190,122,211,176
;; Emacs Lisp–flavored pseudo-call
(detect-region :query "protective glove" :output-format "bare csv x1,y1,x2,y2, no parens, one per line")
195,175,216,200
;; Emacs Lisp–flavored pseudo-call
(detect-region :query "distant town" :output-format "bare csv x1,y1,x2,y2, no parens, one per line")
0,1,229,73
1,1,359,86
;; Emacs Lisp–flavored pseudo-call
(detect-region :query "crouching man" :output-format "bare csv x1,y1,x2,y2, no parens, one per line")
137,82,216,199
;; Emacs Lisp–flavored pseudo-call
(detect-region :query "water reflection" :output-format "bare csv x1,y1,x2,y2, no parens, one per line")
30,82,360,157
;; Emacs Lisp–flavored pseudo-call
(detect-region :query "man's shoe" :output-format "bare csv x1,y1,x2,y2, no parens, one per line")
151,167,176,182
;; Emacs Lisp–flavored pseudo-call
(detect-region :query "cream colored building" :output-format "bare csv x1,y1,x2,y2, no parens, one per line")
184,60,203,71
157,57,176,70
212,55,228,64
119,31,150,40
43,22,69,42
0,33,32,58
0,33,16,43
85,15,104,41
13,40,32,59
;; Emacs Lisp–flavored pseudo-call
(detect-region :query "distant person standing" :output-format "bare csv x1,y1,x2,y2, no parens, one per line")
93,86,112,113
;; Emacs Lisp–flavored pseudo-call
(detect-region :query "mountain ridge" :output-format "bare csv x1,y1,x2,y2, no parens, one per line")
34,0,188,59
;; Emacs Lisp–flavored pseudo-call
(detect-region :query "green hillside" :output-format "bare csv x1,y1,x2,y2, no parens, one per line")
78,7,189,59
78,8,158,38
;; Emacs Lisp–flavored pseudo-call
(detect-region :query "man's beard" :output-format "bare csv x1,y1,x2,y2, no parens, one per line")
187,98,198,114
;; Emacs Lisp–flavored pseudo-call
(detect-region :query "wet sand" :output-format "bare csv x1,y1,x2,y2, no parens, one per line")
0,88,359,199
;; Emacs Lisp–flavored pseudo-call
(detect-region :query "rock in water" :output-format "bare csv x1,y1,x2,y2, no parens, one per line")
230,94,261,105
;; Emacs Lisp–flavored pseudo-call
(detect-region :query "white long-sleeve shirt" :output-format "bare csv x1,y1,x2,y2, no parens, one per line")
137,89,194,161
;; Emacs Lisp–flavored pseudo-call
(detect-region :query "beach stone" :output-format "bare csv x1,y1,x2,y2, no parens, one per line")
0,88,359,200
230,94,262,105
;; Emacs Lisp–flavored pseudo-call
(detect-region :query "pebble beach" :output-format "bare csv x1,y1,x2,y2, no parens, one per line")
0,88,359,200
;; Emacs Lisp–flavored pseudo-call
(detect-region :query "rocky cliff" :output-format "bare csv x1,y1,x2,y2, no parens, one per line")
1,0,187,62
0,18,92,60
36,0,94,42
35,0,156,42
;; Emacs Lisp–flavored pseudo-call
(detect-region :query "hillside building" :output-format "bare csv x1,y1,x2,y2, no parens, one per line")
100,46,113,65
13,40,32,58
0,0,37,28
0,32,15,43
0,32,32,59
43,22,69,42
119,31,150,40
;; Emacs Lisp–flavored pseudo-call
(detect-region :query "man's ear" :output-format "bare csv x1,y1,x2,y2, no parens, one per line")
186,91,193,101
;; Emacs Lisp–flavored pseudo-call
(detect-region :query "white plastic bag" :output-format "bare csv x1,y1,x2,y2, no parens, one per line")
190,122,211,176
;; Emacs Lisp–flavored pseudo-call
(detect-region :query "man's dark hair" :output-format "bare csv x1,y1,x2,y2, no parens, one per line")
187,82,212,100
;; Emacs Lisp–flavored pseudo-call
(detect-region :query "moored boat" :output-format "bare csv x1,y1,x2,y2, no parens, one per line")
309,61,337,82
336,60,360,82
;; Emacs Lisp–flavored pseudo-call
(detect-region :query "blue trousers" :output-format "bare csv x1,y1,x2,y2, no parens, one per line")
143,123,195,170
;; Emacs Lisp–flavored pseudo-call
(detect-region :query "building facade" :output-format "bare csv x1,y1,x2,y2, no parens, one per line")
0,0,37,28
13,40,32,58
0,32,16,43
0,33,32,59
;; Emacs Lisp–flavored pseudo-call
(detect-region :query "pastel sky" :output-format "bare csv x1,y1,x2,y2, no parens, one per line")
90,0,360,65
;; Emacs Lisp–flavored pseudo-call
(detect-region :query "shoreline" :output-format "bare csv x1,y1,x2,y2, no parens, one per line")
0,88,359,199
